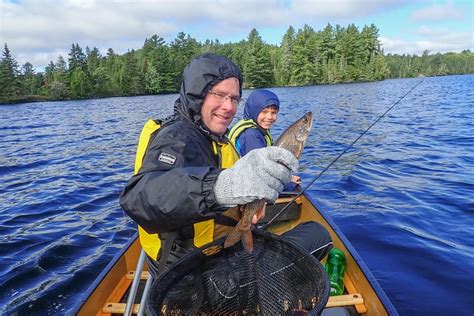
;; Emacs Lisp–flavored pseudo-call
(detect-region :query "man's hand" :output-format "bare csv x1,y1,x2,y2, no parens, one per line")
214,147,299,207
291,175,301,184
251,202,266,224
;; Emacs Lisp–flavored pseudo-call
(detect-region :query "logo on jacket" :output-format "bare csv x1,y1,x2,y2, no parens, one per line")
158,152,176,165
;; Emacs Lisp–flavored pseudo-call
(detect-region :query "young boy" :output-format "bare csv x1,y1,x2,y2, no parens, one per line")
229,89,301,183
229,89,279,157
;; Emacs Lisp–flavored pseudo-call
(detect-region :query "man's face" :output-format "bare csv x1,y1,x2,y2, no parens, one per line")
201,77,240,136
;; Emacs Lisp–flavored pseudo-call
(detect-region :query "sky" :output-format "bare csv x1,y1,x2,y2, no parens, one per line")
0,0,473,71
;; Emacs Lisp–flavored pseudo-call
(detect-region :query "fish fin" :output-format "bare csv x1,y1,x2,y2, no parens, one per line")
224,227,242,249
242,230,254,253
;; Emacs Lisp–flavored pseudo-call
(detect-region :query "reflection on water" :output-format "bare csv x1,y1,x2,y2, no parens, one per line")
0,75,473,315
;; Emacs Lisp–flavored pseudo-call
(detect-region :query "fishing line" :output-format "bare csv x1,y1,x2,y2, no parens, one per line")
263,79,424,229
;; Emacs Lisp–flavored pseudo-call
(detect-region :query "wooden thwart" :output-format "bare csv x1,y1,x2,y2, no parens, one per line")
102,293,364,314
125,271,150,280
103,302,139,314
344,272,368,314
326,293,364,307
275,196,302,204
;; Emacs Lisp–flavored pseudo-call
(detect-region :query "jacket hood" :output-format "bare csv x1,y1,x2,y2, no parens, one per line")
243,89,280,122
174,53,243,127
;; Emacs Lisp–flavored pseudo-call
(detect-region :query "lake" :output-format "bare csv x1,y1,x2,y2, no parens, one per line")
0,74,473,315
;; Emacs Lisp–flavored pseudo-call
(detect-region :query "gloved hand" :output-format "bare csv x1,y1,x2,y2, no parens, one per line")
214,146,299,207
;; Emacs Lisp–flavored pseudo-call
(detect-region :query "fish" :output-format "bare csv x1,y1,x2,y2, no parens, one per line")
224,111,313,253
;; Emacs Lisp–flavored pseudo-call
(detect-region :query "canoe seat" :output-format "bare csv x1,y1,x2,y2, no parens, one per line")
259,196,302,224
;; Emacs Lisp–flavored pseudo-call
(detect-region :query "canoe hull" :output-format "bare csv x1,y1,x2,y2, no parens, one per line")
77,193,397,315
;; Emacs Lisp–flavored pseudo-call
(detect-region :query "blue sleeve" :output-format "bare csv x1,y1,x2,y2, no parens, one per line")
238,128,267,156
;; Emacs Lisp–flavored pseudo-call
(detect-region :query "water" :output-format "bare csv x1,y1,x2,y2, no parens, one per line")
1,75,473,315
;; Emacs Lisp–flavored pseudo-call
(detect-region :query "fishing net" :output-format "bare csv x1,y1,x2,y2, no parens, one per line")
146,229,329,315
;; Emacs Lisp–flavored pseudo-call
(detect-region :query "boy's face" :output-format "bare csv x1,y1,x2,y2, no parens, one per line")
257,105,278,130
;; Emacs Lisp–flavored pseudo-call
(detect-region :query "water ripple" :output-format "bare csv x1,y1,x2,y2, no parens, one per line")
1,76,473,315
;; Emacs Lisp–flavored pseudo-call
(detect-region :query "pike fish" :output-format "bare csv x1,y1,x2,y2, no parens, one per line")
224,111,313,253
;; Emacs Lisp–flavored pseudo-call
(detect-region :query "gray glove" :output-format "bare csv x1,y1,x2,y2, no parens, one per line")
214,146,299,207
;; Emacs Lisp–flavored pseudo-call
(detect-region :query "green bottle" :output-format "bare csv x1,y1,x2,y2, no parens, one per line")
325,248,346,296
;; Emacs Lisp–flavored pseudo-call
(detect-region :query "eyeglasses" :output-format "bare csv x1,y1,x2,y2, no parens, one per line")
208,90,243,106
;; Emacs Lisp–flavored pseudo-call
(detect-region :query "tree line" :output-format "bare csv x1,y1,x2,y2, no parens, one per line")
1,24,473,104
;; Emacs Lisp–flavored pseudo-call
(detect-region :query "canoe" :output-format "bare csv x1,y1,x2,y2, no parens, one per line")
76,192,397,315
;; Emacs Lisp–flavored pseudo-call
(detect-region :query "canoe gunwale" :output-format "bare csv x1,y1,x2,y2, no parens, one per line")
75,232,139,313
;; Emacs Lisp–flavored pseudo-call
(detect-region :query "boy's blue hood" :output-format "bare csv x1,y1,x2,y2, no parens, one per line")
243,89,280,121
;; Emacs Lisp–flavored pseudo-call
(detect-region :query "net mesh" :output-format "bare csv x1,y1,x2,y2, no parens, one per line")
146,229,329,315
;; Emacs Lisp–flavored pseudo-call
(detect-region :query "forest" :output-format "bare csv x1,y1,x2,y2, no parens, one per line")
1,24,473,104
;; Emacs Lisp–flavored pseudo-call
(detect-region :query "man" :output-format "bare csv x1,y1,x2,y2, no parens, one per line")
119,53,331,279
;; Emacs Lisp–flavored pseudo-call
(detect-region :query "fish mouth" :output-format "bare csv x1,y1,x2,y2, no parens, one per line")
304,112,313,131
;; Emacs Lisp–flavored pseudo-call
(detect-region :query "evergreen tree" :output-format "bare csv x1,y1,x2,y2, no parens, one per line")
142,35,161,62
54,56,68,84
200,39,218,54
360,24,381,63
290,25,319,85
333,24,367,81
342,24,364,80
243,28,274,88
106,48,115,59
278,26,296,86
224,42,246,72
320,24,336,83
1,24,472,103
87,47,106,97
21,62,39,95
141,36,158,82
0,44,22,101
105,48,123,94
121,50,143,95
43,61,56,90
143,35,174,93
69,68,90,99
93,66,112,96
170,32,200,89
68,43,91,97
86,47,102,70
144,61,161,94
68,43,87,72
320,23,336,62
43,55,69,99
373,52,390,80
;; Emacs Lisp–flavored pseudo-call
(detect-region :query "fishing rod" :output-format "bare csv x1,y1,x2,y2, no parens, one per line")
263,79,424,229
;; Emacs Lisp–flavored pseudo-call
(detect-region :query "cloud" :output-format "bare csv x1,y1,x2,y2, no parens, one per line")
1,0,183,68
380,26,473,55
410,1,465,22
291,0,409,19
0,0,471,70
